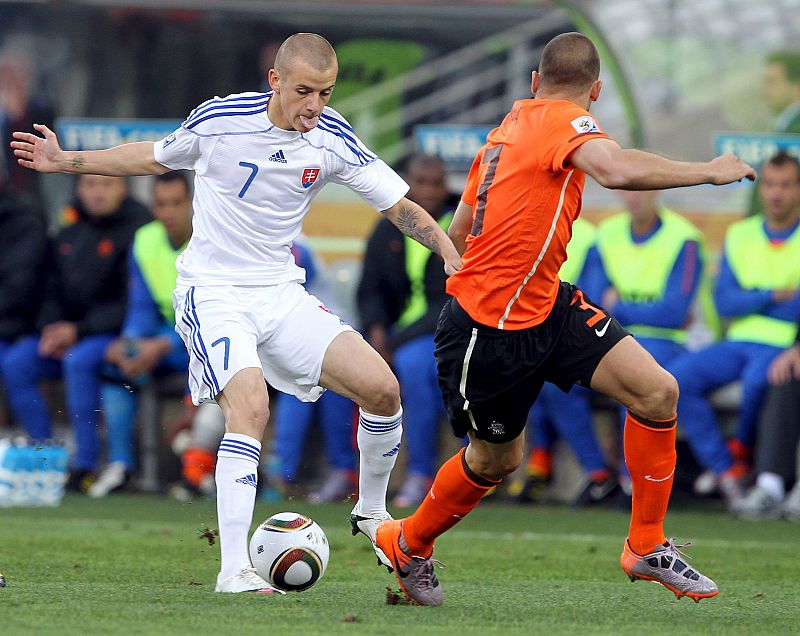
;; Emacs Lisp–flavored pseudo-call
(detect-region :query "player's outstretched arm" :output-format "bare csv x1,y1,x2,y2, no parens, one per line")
571,137,755,190
11,124,168,176
382,197,462,275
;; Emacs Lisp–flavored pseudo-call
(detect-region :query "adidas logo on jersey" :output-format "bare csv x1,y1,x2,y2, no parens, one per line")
268,150,288,163
235,473,258,488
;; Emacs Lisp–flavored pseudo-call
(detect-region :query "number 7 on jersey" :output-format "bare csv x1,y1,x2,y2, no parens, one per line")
237,162,259,198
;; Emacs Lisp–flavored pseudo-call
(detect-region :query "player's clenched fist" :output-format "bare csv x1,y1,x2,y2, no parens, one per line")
708,153,756,185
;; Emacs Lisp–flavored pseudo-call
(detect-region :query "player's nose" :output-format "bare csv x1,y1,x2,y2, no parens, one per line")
305,94,322,113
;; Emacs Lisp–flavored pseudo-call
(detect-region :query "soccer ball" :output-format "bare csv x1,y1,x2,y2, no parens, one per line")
249,512,329,592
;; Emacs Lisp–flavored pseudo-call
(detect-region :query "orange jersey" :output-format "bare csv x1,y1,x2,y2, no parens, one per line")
446,98,610,329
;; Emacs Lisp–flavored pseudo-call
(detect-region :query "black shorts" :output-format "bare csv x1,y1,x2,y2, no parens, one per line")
434,282,629,443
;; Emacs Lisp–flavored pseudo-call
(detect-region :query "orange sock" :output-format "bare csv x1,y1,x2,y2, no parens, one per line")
624,411,677,555
403,448,499,558
527,447,552,477
182,448,216,487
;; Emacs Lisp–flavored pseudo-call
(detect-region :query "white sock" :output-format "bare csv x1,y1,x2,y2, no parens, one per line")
216,433,261,580
757,471,785,500
354,407,403,516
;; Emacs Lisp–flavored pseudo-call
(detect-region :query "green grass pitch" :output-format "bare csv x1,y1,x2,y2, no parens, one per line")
2,494,798,635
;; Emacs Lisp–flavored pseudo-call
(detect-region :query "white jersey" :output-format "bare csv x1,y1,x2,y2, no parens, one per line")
153,91,409,286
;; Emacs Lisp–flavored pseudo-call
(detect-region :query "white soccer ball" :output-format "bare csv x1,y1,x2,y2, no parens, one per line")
249,512,329,592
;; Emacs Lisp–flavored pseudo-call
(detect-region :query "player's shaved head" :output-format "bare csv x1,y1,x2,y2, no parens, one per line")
274,33,337,75
539,32,600,91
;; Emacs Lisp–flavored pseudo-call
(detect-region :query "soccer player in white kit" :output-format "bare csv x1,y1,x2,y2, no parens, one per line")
12,33,462,594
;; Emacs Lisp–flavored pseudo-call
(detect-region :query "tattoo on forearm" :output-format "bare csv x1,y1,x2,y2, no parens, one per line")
71,156,85,170
395,204,440,254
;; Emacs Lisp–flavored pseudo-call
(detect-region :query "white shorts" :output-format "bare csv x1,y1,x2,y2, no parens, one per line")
173,282,355,405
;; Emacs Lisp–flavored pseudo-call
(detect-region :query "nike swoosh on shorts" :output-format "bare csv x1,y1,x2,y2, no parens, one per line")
595,318,612,337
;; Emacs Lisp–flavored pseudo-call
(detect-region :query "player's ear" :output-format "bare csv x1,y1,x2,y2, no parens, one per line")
590,79,602,102
531,70,541,95
268,68,280,93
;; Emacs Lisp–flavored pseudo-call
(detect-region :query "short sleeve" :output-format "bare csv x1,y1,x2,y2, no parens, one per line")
461,148,485,207
330,159,409,211
153,126,202,171
547,106,611,172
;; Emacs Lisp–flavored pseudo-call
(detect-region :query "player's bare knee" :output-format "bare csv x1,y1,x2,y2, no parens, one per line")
476,460,517,482
361,373,401,416
636,372,679,421
224,394,270,437
497,454,523,479
469,449,521,481
245,401,271,429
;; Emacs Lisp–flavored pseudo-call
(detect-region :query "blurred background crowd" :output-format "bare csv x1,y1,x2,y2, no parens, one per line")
1,0,799,521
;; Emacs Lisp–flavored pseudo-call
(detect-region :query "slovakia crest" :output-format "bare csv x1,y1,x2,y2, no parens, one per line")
302,168,320,188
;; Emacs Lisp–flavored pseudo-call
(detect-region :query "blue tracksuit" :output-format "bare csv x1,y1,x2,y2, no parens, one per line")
3,333,115,468
100,252,189,469
669,221,800,474
1,198,149,469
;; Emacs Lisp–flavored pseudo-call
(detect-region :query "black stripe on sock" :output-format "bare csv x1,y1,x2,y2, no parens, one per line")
628,410,677,430
460,448,500,488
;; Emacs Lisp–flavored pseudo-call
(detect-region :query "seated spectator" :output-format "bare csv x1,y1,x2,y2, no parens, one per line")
669,152,800,509
598,191,707,368
511,217,618,506
90,171,193,497
0,152,47,381
734,334,800,520
271,237,358,503
595,190,709,501
0,174,150,492
357,154,454,508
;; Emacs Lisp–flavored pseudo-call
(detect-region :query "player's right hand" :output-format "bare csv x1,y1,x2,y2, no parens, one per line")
10,123,63,173
708,153,756,185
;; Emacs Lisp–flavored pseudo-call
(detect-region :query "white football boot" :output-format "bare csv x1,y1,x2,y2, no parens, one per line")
214,566,286,594
350,503,393,571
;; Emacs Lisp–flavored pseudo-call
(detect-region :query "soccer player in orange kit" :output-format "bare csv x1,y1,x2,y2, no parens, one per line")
375,32,755,606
